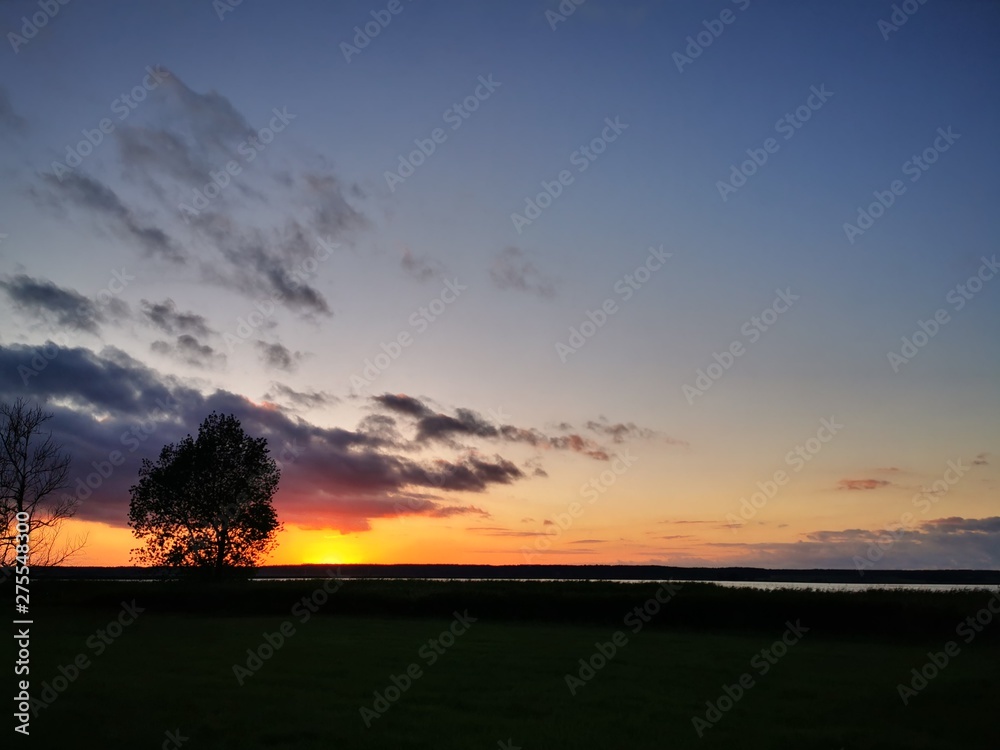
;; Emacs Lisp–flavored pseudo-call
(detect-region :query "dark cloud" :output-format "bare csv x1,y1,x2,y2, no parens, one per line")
31,71,363,318
193,214,333,317
489,246,556,299
31,172,182,262
255,341,304,372
370,393,610,459
140,299,213,338
708,516,1000,569
837,478,892,491
0,343,192,420
973,453,990,466
151,335,225,368
355,414,404,447
372,393,433,418
0,275,109,334
0,343,537,531
585,418,687,446
922,516,1000,533
0,87,26,132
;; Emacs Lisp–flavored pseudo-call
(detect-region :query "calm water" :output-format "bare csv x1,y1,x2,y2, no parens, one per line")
252,577,1000,592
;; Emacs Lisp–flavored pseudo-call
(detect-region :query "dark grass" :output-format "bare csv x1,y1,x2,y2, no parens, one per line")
9,579,1000,748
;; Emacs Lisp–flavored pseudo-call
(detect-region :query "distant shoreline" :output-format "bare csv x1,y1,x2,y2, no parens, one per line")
33,563,1000,585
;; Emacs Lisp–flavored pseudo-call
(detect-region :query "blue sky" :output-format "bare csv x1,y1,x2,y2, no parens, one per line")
1,0,998,567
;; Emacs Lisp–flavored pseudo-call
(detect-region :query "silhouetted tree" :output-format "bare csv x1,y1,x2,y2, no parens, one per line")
128,412,281,573
0,398,85,568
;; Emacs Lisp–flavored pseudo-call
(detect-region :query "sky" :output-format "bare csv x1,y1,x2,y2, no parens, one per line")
0,0,998,570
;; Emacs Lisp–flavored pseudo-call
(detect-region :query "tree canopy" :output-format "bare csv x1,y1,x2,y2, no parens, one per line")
128,412,282,572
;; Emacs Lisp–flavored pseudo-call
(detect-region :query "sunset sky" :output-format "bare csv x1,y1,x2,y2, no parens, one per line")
1,0,997,569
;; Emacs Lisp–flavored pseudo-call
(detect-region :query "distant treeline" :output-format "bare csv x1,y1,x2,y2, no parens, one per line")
19,578,1000,642
32,563,1000,585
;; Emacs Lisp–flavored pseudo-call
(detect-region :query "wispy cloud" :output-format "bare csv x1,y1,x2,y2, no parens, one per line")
837,478,892,491
489,246,556,299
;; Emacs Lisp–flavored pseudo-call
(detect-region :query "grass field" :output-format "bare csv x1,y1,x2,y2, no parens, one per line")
13,580,1000,749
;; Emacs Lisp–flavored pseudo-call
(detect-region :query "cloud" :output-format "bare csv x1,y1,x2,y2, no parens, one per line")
31,172,183,262
973,453,990,466
262,382,338,410
117,125,214,189
468,526,554,537
255,341,304,372
489,246,556,298
151,335,225,368
140,299,214,338
0,87,26,133
0,342,541,531
922,516,1000,533
584,417,687,446
29,72,364,318
193,214,334,318
0,275,119,334
400,247,441,282
372,393,433,418
371,393,610,459
141,298,214,338
837,478,892,491
300,171,368,239
707,516,1000,569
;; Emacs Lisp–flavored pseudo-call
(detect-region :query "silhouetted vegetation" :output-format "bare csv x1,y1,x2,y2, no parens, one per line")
127,412,281,574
